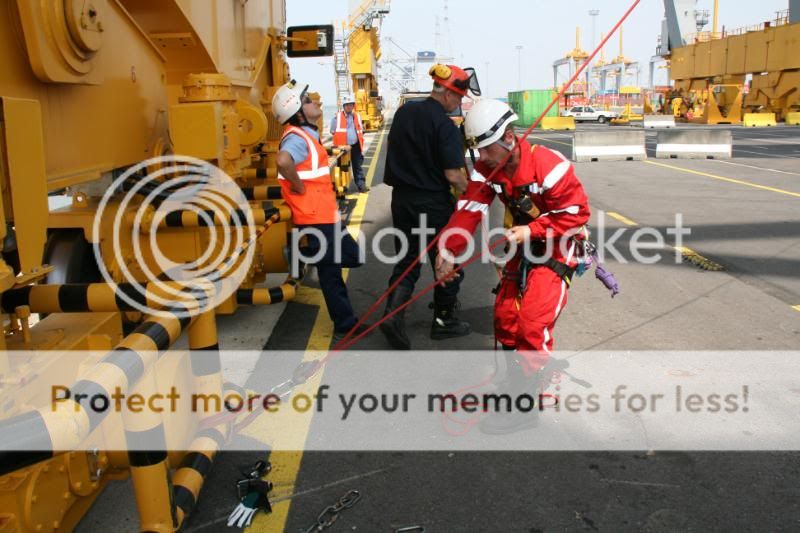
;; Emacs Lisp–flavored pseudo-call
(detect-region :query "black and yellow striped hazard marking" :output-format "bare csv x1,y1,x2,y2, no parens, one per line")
171,310,226,527
241,185,283,201
0,292,204,475
126,367,175,531
158,205,290,228
236,278,300,306
1,283,145,313
243,168,277,180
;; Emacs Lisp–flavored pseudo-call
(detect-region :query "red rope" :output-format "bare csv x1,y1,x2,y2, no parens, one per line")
333,0,642,352
209,0,645,437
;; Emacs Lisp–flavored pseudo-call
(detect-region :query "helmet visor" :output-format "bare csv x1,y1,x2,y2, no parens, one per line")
299,84,311,103
462,67,481,97
451,68,481,97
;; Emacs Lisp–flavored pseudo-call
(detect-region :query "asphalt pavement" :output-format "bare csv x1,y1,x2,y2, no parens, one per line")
80,120,800,532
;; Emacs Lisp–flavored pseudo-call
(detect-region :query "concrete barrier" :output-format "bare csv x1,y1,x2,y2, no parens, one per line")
541,116,575,130
572,130,646,162
643,115,676,128
655,129,732,159
743,112,777,127
785,112,800,126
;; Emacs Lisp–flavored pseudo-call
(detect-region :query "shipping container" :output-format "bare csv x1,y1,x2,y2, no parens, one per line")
507,89,558,127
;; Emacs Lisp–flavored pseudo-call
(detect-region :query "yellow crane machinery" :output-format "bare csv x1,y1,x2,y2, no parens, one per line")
0,1,334,530
610,86,644,125
591,26,639,98
334,0,390,131
660,1,799,123
553,27,590,102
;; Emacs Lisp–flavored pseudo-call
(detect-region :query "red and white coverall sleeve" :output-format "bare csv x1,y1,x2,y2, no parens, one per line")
440,168,496,257
526,147,591,239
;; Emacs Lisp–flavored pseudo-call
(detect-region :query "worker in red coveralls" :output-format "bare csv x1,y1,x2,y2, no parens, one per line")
435,99,591,434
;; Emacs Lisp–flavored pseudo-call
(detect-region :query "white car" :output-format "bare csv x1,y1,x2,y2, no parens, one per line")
561,106,619,124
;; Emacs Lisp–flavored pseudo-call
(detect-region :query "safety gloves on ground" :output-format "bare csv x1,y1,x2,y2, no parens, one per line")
227,493,260,528
227,460,273,528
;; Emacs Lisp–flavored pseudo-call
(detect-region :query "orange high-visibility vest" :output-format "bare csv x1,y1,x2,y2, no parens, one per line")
278,125,339,225
332,111,364,148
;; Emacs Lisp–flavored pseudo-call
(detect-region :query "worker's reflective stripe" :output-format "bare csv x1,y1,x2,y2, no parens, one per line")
277,168,331,180
334,111,364,147
284,126,320,168
456,199,489,213
335,112,348,135
280,125,330,181
353,113,364,146
541,205,581,216
469,169,486,182
542,160,571,191
295,167,331,180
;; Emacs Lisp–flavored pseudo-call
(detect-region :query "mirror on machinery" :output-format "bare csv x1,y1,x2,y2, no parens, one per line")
286,25,335,57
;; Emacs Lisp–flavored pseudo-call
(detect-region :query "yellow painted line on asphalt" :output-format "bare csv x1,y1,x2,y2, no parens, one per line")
606,212,638,226
249,127,387,532
711,159,800,177
673,246,724,271
604,212,723,272
792,305,800,313
644,160,800,199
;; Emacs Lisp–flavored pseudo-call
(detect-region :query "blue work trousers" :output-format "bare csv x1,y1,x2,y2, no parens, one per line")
295,223,364,333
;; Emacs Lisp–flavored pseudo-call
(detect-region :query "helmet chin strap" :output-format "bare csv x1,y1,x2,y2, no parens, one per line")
296,109,318,129
496,136,515,152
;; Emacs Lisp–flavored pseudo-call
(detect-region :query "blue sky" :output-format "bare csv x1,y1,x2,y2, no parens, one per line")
287,0,793,105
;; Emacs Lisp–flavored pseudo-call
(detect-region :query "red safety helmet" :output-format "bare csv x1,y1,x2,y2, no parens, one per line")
429,64,481,97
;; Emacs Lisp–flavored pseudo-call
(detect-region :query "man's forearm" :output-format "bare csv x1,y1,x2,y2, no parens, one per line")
276,159,305,193
444,168,468,194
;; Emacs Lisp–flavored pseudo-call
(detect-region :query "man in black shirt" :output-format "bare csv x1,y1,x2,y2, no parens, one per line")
380,64,474,349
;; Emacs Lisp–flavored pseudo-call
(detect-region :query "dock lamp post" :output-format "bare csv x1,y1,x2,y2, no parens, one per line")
589,9,600,97
484,61,490,97
516,45,523,91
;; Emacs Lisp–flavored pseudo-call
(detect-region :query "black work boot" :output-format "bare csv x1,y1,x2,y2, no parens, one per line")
486,349,518,393
379,284,413,350
331,322,373,349
430,301,471,340
479,355,542,435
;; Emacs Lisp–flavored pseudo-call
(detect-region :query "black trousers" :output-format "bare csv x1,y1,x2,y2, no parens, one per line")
388,186,462,307
350,142,365,188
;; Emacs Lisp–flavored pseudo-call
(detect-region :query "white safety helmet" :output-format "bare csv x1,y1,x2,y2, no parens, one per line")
342,93,356,106
464,99,518,149
271,80,308,124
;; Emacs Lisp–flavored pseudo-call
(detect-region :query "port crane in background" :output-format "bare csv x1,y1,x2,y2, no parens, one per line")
657,0,800,124
593,26,640,97
334,0,390,131
552,27,591,106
